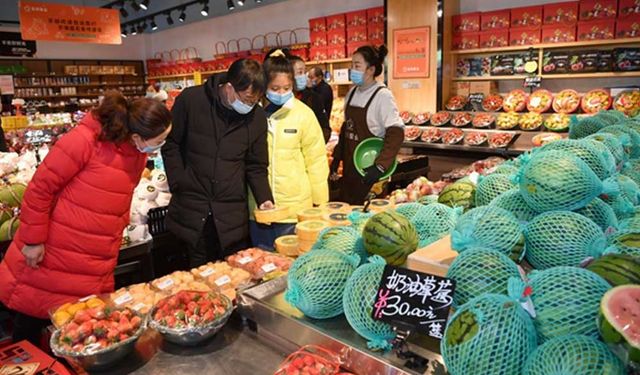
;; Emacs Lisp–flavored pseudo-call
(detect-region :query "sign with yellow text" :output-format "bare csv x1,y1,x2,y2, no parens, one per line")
19,1,121,45
393,27,430,79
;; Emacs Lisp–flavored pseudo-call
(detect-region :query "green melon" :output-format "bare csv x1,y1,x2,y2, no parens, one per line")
0,184,26,208
0,217,19,242
362,210,418,266
586,254,640,286
438,181,476,212
0,208,13,227
445,310,478,346
599,285,640,365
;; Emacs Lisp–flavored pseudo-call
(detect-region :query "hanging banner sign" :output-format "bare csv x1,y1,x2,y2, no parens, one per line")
19,1,121,45
0,32,36,57
393,26,431,79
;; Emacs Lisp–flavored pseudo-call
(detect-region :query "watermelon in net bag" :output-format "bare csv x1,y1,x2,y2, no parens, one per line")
599,125,640,159
517,150,617,212
474,173,516,207
607,229,640,257
285,250,360,319
491,163,519,176
569,115,607,139
347,211,373,233
574,197,619,232
311,226,367,264
446,247,520,308
612,173,640,206
490,188,539,224
396,203,461,247
509,266,611,343
586,133,627,168
524,211,609,270
598,285,640,368
622,160,640,186
603,194,636,221
451,206,525,263
538,139,616,180
342,256,395,350
362,210,419,266
441,294,537,375
597,110,628,125
522,334,625,375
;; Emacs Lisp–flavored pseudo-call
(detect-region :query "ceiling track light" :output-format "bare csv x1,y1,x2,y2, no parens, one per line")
237,0,245,6
150,18,158,30
121,27,127,38
201,2,209,16
166,12,174,25
178,8,186,22
255,0,262,3
139,0,150,11
227,0,235,11
131,26,138,35
119,1,129,18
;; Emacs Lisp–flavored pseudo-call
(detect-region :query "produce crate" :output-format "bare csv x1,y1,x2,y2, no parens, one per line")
148,206,169,236
406,235,458,277
1,116,28,131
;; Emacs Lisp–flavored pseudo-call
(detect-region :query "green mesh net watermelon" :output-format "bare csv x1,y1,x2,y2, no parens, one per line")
362,210,419,266
569,115,607,139
574,198,619,233
539,139,616,180
525,211,608,270
522,334,625,375
311,226,367,264
518,266,611,343
441,294,537,375
586,133,627,168
622,160,640,186
607,230,640,257
599,285,640,367
603,194,636,221
285,250,360,319
596,110,628,126
342,256,395,350
396,203,460,248
599,125,640,159
438,180,476,212
348,211,374,233
418,194,439,205
490,188,539,224
586,254,640,287
491,163,519,176
474,173,516,207
446,247,520,308
620,215,640,231
451,206,525,263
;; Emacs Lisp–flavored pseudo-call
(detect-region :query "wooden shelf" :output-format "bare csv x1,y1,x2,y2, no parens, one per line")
330,81,353,86
15,83,146,88
452,75,529,81
451,37,640,55
305,58,351,65
15,73,141,77
453,71,640,81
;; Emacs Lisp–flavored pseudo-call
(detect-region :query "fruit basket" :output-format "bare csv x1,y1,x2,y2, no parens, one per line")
451,112,472,127
519,112,544,131
400,111,413,124
581,89,611,114
482,94,503,112
488,132,514,148
532,133,563,147
552,89,581,114
613,89,640,117
496,112,520,130
421,127,442,143
404,126,422,141
465,132,488,146
503,90,527,112
431,111,451,127
526,89,553,113
446,95,468,111
148,290,233,346
544,113,570,132
472,113,495,128
412,112,430,125
443,128,465,144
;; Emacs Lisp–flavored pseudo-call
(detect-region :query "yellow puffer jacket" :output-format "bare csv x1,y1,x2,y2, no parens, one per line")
250,97,329,222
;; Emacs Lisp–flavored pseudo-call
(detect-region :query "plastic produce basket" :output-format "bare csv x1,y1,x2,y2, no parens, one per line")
147,206,169,236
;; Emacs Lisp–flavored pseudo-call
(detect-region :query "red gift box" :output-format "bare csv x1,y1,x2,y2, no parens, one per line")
0,340,72,375
578,19,616,39
544,1,579,24
579,0,618,20
326,45,347,59
347,10,368,27
511,6,543,27
368,24,384,41
452,32,480,50
310,31,328,47
347,41,368,55
509,26,542,45
479,30,509,48
309,47,328,61
542,24,577,42
618,0,640,19
616,18,640,37
327,14,346,30
347,26,368,43
327,29,347,46
367,7,385,25
309,17,327,33
481,10,511,30
453,12,481,33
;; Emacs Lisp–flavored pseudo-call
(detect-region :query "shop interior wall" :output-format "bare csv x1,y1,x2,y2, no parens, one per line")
459,0,561,13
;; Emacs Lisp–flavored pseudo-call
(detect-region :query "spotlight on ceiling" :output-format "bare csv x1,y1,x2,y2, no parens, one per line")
237,0,245,6
178,8,186,22
139,0,150,11
131,25,138,35
151,18,158,30
201,2,209,16
227,0,235,11
255,0,262,3
121,27,127,38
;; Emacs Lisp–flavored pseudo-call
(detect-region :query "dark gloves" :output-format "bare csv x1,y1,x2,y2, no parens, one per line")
362,164,384,185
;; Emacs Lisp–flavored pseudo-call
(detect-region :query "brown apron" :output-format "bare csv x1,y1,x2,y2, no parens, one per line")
338,86,385,205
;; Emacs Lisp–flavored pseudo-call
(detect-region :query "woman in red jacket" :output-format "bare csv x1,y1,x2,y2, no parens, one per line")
0,91,172,345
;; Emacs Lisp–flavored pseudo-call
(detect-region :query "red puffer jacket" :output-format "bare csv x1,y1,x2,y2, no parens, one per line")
0,114,146,318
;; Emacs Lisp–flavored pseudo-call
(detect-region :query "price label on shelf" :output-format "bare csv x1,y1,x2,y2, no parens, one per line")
261,263,277,274
468,93,484,111
523,76,542,89
132,302,147,312
238,256,253,265
156,278,174,290
215,275,231,287
200,267,215,277
79,294,97,302
113,292,133,306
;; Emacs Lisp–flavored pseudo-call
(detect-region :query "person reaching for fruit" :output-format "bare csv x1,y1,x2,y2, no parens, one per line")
0,91,172,346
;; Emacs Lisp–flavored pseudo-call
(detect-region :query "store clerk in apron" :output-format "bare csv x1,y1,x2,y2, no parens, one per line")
330,45,404,205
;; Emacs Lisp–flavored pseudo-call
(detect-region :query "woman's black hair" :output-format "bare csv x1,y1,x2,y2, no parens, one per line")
263,48,294,83
354,44,388,77
226,58,266,95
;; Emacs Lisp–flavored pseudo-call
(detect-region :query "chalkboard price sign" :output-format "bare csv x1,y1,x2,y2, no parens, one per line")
24,129,53,145
371,266,455,340
523,76,542,89
468,93,484,112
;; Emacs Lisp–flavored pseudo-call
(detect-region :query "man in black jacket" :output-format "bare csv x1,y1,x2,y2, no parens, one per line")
162,59,274,267
309,66,334,120
289,56,331,143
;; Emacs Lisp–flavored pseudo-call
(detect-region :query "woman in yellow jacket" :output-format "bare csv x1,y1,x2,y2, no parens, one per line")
249,50,329,250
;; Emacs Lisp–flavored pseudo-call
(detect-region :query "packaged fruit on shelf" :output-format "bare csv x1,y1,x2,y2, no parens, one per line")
532,132,563,147
412,112,430,125
443,128,465,145
581,89,612,114
488,132,515,148
451,112,472,127
613,89,640,117
465,132,488,146
526,89,553,113
446,95,468,111
542,51,571,74
50,295,108,329
552,89,581,114
399,111,413,124
431,111,452,127
110,283,160,315
150,271,212,294
404,126,422,141
544,113,571,132
190,261,252,298
421,127,442,143
274,345,341,375
496,112,520,130
519,112,544,131
614,48,640,72
482,94,504,112
472,113,495,128
503,90,527,112
226,248,292,280
568,51,600,73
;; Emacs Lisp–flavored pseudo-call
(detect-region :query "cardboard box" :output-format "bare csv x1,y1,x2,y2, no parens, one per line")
481,10,511,30
451,81,471,96
452,32,479,50
469,81,498,96
0,340,72,375
327,29,346,46
309,17,327,33
544,1,579,24
453,12,481,33
64,65,78,75
347,26,367,43
618,0,640,19
511,6,543,27
347,41,368,56
479,30,509,48
616,18,640,38
346,10,368,27
577,19,616,40
368,24,384,41
310,31,327,47
367,7,385,25
326,45,346,60
406,236,458,277
509,26,542,45
326,14,346,30
309,47,328,61
579,0,618,20
542,24,577,43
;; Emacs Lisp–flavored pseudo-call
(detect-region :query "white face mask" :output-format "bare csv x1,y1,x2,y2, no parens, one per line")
145,92,155,98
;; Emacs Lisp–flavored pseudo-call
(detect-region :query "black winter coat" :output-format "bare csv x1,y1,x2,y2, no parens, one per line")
162,74,273,255
299,89,331,143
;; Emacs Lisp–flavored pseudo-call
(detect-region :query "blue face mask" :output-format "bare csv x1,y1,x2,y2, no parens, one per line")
137,140,165,154
266,90,293,106
350,69,365,86
295,75,308,91
230,98,255,114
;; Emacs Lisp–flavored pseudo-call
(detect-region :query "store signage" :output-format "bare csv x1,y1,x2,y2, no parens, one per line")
393,27,430,79
371,266,455,340
0,76,15,95
469,93,485,111
25,129,53,145
523,76,542,88
0,32,36,57
19,1,121,45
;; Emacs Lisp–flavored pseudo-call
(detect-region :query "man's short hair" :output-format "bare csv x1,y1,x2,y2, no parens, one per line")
227,58,266,95
310,67,324,79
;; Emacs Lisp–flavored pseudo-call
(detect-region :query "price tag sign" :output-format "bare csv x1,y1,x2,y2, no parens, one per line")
113,292,133,306
371,266,455,340
261,263,277,273
156,278,174,290
132,302,147,312
215,275,231,287
24,129,53,145
200,267,215,277
523,76,542,89
238,256,253,265
468,93,484,111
